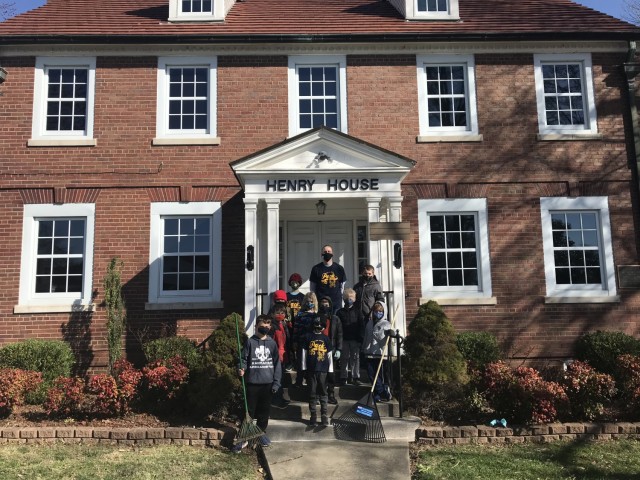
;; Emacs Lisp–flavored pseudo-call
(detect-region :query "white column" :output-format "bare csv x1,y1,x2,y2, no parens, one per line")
388,196,406,340
244,198,259,332
367,196,382,277
265,198,281,297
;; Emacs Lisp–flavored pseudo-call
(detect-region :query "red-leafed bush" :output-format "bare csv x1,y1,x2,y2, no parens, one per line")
481,361,568,424
616,354,640,415
87,374,120,417
0,369,43,417
141,356,189,410
560,360,616,420
44,377,87,417
113,359,142,412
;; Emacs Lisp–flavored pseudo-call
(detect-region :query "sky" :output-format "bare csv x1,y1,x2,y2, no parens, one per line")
3,0,632,22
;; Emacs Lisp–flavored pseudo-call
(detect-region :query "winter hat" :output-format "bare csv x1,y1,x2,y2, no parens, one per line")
273,290,287,303
288,273,303,284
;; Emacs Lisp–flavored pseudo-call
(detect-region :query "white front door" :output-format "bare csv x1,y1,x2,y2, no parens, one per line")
286,221,354,292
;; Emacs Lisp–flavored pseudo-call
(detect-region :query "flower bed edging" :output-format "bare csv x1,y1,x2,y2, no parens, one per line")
0,426,236,447
415,422,640,445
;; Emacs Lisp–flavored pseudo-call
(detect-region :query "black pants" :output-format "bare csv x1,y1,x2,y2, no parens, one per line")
308,371,328,417
245,383,273,432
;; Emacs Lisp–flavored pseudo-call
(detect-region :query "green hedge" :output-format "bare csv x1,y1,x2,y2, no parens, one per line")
575,330,640,377
142,336,202,371
0,339,75,382
456,331,502,371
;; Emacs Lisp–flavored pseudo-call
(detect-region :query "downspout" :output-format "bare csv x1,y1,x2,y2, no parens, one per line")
624,41,640,256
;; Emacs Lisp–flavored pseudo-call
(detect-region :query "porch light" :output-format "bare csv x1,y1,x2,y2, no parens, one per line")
316,199,327,215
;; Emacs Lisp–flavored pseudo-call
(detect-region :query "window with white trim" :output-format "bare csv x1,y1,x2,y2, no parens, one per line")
410,0,459,19
148,202,222,306
18,204,95,312
418,199,493,300
288,55,347,136
155,57,218,144
168,0,223,21
31,57,96,144
416,55,479,137
540,197,617,299
534,54,598,135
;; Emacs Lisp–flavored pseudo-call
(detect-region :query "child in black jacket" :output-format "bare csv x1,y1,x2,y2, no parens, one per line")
301,317,334,427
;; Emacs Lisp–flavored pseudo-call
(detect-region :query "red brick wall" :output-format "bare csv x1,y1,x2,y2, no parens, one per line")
0,50,638,368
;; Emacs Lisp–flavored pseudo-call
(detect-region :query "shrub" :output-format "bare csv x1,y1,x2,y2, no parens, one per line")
403,301,468,391
456,332,502,371
141,356,189,411
615,354,640,416
104,257,126,373
44,377,87,417
481,361,568,424
143,336,202,371
0,369,43,417
0,339,75,383
560,360,616,421
113,359,142,414
575,331,640,378
87,374,119,417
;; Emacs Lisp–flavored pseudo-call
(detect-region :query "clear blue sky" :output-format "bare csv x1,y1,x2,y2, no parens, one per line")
5,0,631,21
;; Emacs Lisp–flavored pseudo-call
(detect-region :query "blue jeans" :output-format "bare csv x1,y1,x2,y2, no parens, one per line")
366,357,389,399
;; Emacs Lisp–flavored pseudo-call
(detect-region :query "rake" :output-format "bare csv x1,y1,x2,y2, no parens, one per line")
233,313,265,446
333,304,400,443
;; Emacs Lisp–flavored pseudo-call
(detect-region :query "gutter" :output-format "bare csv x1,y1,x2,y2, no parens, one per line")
624,40,640,257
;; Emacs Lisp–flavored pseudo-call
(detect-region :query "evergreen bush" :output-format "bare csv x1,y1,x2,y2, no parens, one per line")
143,335,202,371
456,331,502,371
0,339,75,383
560,360,616,421
575,331,640,378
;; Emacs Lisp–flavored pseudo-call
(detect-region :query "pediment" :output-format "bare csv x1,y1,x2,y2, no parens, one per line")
231,127,415,187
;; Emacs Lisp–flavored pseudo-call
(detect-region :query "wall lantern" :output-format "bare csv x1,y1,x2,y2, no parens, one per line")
246,245,254,271
393,242,402,269
316,199,327,215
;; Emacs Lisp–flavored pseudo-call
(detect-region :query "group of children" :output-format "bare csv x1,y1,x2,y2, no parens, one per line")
236,269,394,449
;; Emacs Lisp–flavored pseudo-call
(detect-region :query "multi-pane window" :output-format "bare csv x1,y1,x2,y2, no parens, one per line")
417,0,447,12
162,217,211,292
32,57,96,143
534,54,597,135
297,66,339,130
357,224,369,273
182,0,212,13
45,68,88,132
429,213,478,287
540,197,616,299
551,212,601,285
35,219,85,294
168,67,209,131
541,63,585,127
288,55,347,136
416,55,478,137
156,57,217,142
425,65,467,129
418,199,493,300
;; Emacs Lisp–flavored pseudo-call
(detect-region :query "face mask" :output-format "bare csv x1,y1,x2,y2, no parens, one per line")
345,299,354,307
290,282,300,290
306,303,315,310
274,313,285,322
322,253,333,262
257,326,270,335
373,311,384,320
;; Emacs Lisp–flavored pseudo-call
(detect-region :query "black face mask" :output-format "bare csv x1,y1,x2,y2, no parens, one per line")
322,253,333,262
257,326,270,335
320,304,331,313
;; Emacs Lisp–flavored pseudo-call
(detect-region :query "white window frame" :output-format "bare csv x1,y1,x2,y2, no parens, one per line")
288,55,348,137
534,53,598,136
540,197,617,302
168,0,224,22
409,0,459,20
154,56,219,145
17,203,95,313
416,54,479,138
148,202,222,308
418,198,494,304
30,57,96,147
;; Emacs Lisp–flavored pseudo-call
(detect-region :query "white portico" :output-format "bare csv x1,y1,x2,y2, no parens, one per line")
231,127,415,334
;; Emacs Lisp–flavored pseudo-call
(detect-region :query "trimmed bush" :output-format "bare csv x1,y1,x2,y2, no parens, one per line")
0,369,43,417
456,331,502,371
44,377,87,417
560,360,616,421
575,331,640,378
404,301,468,390
615,354,640,416
143,336,202,371
87,360,142,417
481,361,568,424
141,356,189,412
0,339,75,382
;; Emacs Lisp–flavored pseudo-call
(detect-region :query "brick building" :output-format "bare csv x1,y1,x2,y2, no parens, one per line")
1,0,640,370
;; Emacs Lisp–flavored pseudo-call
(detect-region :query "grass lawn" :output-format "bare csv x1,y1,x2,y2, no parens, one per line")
0,443,262,480
413,439,640,480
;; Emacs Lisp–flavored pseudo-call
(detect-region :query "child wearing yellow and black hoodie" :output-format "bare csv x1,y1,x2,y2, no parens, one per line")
302,316,334,427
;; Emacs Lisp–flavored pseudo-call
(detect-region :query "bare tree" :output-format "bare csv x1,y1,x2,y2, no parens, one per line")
624,0,640,25
0,2,16,21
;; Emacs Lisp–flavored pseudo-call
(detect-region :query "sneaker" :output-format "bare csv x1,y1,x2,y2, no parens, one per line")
284,364,294,373
309,415,318,427
337,379,347,386
328,395,338,405
373,395,382,403
259,435,271,447
321,416,330,427
231,440,248,453
353,378,362,386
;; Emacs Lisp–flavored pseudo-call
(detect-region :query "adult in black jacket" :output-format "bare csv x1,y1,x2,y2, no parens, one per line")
353,264,384,324
318,296,343,404
336,288,364,385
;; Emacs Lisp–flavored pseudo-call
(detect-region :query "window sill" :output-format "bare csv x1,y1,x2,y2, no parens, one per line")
14,303,94,314
544,295,620,304
28,138,97,147
537,133,603,141
416,134,483,143
152,137,221,146
145,301,224,311
419,296,497,306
